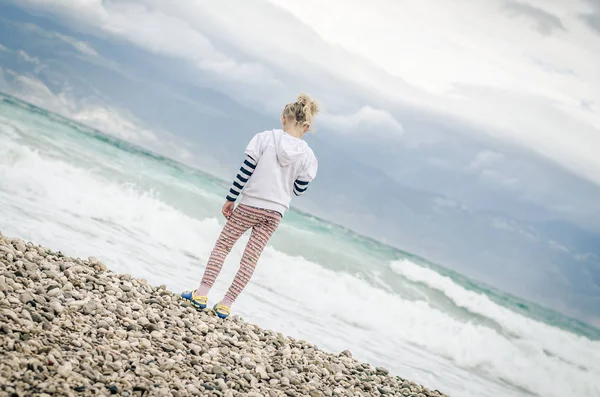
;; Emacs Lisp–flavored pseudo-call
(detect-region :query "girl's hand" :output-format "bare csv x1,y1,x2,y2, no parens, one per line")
222,201,235,218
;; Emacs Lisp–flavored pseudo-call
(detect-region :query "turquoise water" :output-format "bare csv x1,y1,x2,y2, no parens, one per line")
1,92,599,397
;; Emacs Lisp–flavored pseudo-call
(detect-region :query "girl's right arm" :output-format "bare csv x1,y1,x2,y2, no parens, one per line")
224,132,266,203
226,155,257,202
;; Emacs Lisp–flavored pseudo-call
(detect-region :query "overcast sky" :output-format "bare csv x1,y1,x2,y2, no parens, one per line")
1,0,600,324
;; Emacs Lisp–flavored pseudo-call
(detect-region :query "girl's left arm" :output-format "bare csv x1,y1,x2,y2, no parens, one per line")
294,155,318,197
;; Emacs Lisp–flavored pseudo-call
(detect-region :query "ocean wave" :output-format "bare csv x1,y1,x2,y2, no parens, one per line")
390,260,600,391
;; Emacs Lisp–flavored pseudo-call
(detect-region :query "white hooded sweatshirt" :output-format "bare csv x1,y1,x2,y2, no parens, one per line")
238,129,318,216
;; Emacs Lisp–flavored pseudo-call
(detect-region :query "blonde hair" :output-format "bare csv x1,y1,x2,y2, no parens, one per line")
282,93,320,131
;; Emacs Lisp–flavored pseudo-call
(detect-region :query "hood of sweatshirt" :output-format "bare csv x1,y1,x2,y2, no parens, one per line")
272,129,310,166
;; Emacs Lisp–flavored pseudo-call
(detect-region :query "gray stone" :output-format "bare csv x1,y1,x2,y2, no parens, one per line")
139,338,152,349
161,359,176,371
340,350,352,358
49,300,64,314
82,301,97,315
57,362,73,377
19,292,34,303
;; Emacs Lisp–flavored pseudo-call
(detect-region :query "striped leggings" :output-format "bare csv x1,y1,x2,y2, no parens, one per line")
200,204,281,305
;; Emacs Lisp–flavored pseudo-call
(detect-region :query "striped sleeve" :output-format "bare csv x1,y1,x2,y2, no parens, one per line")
226,155,257,202
293,179,310,196
293,154,317,197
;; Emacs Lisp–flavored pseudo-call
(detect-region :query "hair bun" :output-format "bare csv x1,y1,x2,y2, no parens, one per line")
296,93,320,117
282,93,321,131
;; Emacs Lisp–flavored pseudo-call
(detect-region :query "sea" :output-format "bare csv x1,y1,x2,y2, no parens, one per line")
1,92,599,397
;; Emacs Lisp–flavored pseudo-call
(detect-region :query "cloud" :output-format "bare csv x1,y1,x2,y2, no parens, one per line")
2,20,135,81
575,252,598,262
548,240,570,253
467,150,521,191
582,13,600,33
320,106,404,135
580,0,600,34
431,197,469,214
18,49,40,65
7,20,100,57
446,84,600,187
0,67,146,142
0,67,199,164
53,32,98,57
490,218,538,240
468,150,505,170
77,113,194,163
480,169,521,191
503,1,565,35
71,106,157,142
12,1,279,88
0,67,198,163
267,0,600,186
528,56,576,76
0,68,68,110
580,99,596,112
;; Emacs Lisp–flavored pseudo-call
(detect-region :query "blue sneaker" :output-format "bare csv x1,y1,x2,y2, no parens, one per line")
180,290,208,309
213,303,231,319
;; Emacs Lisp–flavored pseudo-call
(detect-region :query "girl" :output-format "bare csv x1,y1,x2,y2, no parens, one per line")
182,93,320,319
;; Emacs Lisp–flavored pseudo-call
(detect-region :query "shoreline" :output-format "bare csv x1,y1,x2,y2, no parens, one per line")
0,233,449,397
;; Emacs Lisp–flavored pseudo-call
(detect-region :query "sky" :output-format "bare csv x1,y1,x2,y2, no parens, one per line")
0,0,599,324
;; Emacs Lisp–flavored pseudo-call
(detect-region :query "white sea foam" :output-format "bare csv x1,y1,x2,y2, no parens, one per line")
390,260,600,395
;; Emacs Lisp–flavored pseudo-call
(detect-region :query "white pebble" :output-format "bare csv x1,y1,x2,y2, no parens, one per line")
57,362,72,377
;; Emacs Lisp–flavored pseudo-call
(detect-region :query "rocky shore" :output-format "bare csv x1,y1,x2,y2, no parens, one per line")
0,233,449,397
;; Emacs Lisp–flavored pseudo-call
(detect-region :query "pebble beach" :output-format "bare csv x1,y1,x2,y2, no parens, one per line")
0,232,448,397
